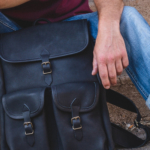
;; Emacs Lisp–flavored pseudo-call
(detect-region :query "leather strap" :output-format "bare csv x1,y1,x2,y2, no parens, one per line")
71,98,83,141
106,89,150,148
106,89,141,122
23,104,35,147
33,18,51,26
41,49,53,86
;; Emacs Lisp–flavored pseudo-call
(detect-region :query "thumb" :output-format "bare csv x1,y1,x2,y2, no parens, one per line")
92,53,98,75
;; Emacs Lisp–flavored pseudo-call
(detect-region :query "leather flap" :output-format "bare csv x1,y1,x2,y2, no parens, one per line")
51,82,99,112
0,20,89,63
2,88,46,119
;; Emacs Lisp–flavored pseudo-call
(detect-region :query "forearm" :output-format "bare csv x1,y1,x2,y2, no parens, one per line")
0,0,29,9
92,0,128,89
94,0,124,30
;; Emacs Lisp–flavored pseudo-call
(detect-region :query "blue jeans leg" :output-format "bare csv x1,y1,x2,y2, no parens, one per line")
0,12,21,34
64,11,98,40
120,6,150,109
65,6,150,109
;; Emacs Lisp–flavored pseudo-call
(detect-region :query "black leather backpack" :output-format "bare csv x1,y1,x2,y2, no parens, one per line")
0,19,150,150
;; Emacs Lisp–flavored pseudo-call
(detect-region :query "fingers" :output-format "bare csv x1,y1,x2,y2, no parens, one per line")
107,62,117,86
115,59,123,75
92,35,129,89
92,53,98,75
98,63,110,89
122,53,129,69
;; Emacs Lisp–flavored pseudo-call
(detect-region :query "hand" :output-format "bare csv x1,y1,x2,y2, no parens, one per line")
92,21,129,89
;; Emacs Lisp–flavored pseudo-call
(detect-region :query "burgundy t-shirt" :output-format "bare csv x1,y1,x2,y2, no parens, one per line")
1,0,92,27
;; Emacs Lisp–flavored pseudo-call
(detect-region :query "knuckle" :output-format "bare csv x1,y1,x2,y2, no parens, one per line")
109,74,116,79
122,50,127,57
115,55,120,60
103,83,110,88
107,55,115,62
101,73,107,78
103,83,109,86
112,82,117,86
93,66,98,70
124,61,129,68
111,79,117,85
98,55,106,63
117,68,123,74
126,61,129,66
117,71,122,75
116,52,122,59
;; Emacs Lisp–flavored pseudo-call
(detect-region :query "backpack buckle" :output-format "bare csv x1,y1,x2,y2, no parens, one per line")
24,122,34,135
41,61,52,74
71,116,82,130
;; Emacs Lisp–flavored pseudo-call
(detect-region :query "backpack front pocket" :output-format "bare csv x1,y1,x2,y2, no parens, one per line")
2,88,51,150
51,82,108,150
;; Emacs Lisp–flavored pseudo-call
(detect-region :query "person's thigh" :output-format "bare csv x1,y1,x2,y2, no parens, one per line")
0,12,21,34
120,6,150,109
64,12,99,41
65,6,150,109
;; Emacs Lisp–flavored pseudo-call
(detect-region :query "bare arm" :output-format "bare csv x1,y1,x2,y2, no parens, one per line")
92,0,129,89
0,0,29,9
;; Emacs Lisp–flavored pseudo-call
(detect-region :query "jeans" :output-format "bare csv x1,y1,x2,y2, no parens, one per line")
1,6,150,109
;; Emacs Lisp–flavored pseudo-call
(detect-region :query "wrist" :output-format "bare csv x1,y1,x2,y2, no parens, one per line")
97,19,120,36
97,0,124,25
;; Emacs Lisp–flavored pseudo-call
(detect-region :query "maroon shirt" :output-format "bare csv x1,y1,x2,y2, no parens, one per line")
1,0,92,27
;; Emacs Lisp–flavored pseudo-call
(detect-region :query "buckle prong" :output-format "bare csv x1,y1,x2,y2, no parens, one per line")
24,122,33,128
24,122,34,135
41,61,52,74
71,116,82,130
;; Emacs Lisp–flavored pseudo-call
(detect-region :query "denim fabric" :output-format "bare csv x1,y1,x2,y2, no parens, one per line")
1,6,150,109
0,12,21,33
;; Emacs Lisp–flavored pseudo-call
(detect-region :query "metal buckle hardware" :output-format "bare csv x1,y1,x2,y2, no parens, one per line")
41,61,52,74
134,119,141,127
25,130,34,136
72,125,82,131
71,116,81,124
24,122,33,128
71,116,82,130
24,122,34,135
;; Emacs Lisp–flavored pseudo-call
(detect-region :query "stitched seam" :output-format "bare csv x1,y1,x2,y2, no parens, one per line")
1,21,89,62
126,68,148,98
0,20,16,31
1,42,88,62
3,88,44,118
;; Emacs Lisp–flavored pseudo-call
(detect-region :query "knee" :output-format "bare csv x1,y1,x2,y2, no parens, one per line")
122,6,140,19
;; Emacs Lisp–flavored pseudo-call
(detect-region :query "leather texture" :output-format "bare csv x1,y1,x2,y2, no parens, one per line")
0,21,88,63
0,19,114,150
0,20,114,150
0,61,9,150
2,88,50,150
1,19,147,150
51,82,110,150
0,20,97,93
2,88,45,119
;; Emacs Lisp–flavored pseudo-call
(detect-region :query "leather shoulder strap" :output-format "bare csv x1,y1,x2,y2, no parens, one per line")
106,89,150,148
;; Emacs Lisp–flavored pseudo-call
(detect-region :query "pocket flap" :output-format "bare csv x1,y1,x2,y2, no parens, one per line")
51,82,99,112
2,88,46,119
0,20,88,63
